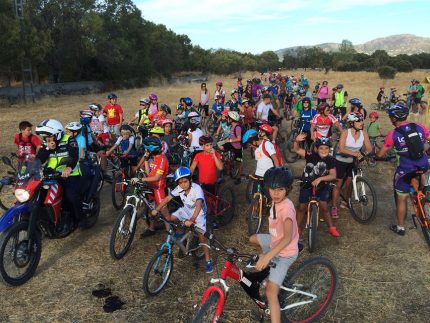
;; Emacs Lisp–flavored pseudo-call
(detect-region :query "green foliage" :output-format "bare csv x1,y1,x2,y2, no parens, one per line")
378,66,396,79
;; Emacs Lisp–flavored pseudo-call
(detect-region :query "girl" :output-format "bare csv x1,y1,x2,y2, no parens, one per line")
215,111,231,143
214,81,225,103
148,93,159,115
199,83,210,122
249,167,299,323
162,119,176,152
331,112,372,218
317,80,329,104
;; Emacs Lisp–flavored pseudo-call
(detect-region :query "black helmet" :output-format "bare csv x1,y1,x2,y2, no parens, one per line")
264,167,293,189
108,93,117,100
199,134,213,145
160,104,171,115
302,97,311,104
142,136,162,154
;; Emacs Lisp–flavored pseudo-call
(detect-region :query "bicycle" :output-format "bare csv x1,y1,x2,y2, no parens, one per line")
104,153,133,210
192,233,338,323
142,215,205,296
247,174,270,234
216,147,240,180
109,175,156,259
367,136,397,167
205,113,219,135
370,96,391,111
0,153,19,211
175,133,193,168
285,118,307,163
203,184,236,226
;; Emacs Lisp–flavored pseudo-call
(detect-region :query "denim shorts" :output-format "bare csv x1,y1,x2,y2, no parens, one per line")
256,234,297,286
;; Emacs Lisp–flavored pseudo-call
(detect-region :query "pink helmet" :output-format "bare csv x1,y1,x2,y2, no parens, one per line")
162,118,173,126
149,93,158,101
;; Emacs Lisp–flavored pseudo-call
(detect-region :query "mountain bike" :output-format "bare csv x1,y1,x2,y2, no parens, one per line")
107,153,133,210
205,113,219,135
285,119,308,163
367,136,397,167
109,176,156,259
192,233,338,323
203,184,235,226
247,175,269,235
142,215,205,296
216,147,240,179
370,96,390,111
176,133,193,168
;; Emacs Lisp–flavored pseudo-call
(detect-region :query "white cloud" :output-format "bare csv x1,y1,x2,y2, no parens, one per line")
326,0,409,11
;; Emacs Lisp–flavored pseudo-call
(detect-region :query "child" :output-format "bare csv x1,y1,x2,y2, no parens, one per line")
149,126,170,155
249,167,299,323
14,121,41,160
215,111,231,143
188,117,204,158
151,166,213,273
162,119,176,152
148,104,171,127
106,126,138,175
293,134,340,237
89,103,110,146
367,112,383,146
65,122,85,159
211,95,225,117
376,87,385,107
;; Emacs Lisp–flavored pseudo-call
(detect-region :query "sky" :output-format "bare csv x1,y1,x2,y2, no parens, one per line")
136,0,429,54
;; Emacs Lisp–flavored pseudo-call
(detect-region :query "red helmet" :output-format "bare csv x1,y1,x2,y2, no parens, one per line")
380,86,385,90
259,123,273,134
317,102,330,113
369,111,379,119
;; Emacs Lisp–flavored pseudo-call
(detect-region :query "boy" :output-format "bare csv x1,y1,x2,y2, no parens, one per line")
151,166,213,273
106,126,138,175
293,134,340,237
14,121,41,159
104,93,123,137
367,112,383,146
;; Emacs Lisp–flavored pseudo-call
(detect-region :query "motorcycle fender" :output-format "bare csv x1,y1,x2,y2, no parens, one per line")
0,203,29,232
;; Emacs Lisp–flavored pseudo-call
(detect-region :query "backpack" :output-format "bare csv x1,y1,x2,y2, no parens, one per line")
261,139,284,166
18,133,37,157
394,123,424,160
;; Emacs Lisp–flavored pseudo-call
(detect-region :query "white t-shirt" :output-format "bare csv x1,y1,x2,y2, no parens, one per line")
98,115,109,133
188,128,204,152
257,102,273,121
115,135,135,146
255,140,276,177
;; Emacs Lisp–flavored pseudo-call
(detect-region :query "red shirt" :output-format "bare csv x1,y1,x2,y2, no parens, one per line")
193,151,221,184
149,154,169,188
104,103,123,125
148,112,166,126
14,133,41,158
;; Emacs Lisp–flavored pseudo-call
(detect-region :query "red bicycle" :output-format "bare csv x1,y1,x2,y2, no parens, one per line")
192,233,338,322
203,184,236,226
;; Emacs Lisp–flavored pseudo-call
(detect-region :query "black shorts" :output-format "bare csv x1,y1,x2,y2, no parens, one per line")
199,104,209,116
333,106,347,117
335,159,354,179
414,97,422,104
223,142,243,161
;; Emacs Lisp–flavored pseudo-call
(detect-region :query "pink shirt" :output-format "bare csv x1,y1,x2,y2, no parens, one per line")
149,103,158,115
317,85,329,99
269,198,299,257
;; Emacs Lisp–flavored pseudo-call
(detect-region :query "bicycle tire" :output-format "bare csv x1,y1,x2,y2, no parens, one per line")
419,202,430,247
282,256,338,323
109,205,137,259
370,103,379,110
192,292,221,323
143,248,174,296
111,174,129,210
308,204,318,253
0,183,15,211
248,195,263,235
217,186,236,225
190,234,205,260
245,178,254,203
205,120,217,135
348,176,377,224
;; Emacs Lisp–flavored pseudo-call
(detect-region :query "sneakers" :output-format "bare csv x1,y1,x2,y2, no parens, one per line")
328,226,341,237
140,229,156,239
390,224,405,236
330,207,339,219
205,259,213,274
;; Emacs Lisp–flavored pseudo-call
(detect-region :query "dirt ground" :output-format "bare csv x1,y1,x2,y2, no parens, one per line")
0,71,430,322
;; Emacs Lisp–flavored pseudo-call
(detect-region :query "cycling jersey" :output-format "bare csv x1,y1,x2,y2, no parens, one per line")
149,154,169,189
310,114,338,138
148,111,166,126
299,109,317,132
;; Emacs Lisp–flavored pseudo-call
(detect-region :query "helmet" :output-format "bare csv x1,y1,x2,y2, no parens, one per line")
263,167,293,189
336,84,343,89
174,166,192,182
298,89,306,96
242,98,249,105
302,97,311,104
228,111,240,121
216,81,223,87
349,97,362,106
221,110,229,116
346,112,364,123
162,119,173,126
387,103,409,119
317,102,330,113
315,137,332,148
35,119,64,141
149,93,158,101
177,103,184,110
190,116,201,125
199,134,213,145
65,121,82,132
369,111,379,119
242,129,258,144
262,86,269,92
140,98,150,106
80,109,93,118
259,123,273,134
183,97,193,106
107,93,117,100
160,104,171,114
88,103,101,111
143,136,162,153
149,126,165,135
231,89,238,95
188,111,200,119
120,124,135,134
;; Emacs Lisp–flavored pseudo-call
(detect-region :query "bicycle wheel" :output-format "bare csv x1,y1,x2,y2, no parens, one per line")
143,248,174,296
419,202,430,247
111,174,129,210
217,186,235,225
281,256,338,323
245,178,254,203
248,195,263,235
192,292,221,323
205,119,217,135
348,176,377,223
307,204,318,253
0,183,15,211
285,130,299,163
370,103,379,110
109,205,137,259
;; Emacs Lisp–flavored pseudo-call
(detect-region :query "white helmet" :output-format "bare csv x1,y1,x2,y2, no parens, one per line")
36,119,64,141
190,116,201,125
228,111,240,121
88,103,101,111
65,121,83,131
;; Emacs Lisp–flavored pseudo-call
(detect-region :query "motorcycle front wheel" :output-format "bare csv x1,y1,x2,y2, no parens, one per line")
0,221,42,286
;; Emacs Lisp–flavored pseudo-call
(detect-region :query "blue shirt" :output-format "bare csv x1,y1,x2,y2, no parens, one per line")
75,134,87,157
211,102,224,115
300,108,317,132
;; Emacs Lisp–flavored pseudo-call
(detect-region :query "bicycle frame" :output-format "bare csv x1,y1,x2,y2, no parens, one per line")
350,161,365,202
118,188,155,234
306,186,320,229
409,176,430,230
204,189,232,218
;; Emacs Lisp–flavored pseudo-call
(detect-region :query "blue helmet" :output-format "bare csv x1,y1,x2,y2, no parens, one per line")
349,97,362,106
184,97,193,107
142,136,162,153
174,166,192,182
242,129,258,144
387,103,409,119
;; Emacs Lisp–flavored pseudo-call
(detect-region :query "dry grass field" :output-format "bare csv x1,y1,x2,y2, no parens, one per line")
0,70,430,322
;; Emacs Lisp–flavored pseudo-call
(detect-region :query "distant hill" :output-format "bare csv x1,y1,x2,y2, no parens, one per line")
275,34,430,59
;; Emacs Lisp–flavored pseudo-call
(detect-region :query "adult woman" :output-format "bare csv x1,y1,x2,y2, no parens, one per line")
331,112,372,218
214,81,225,103
316,80,329,104
199,82,210,120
